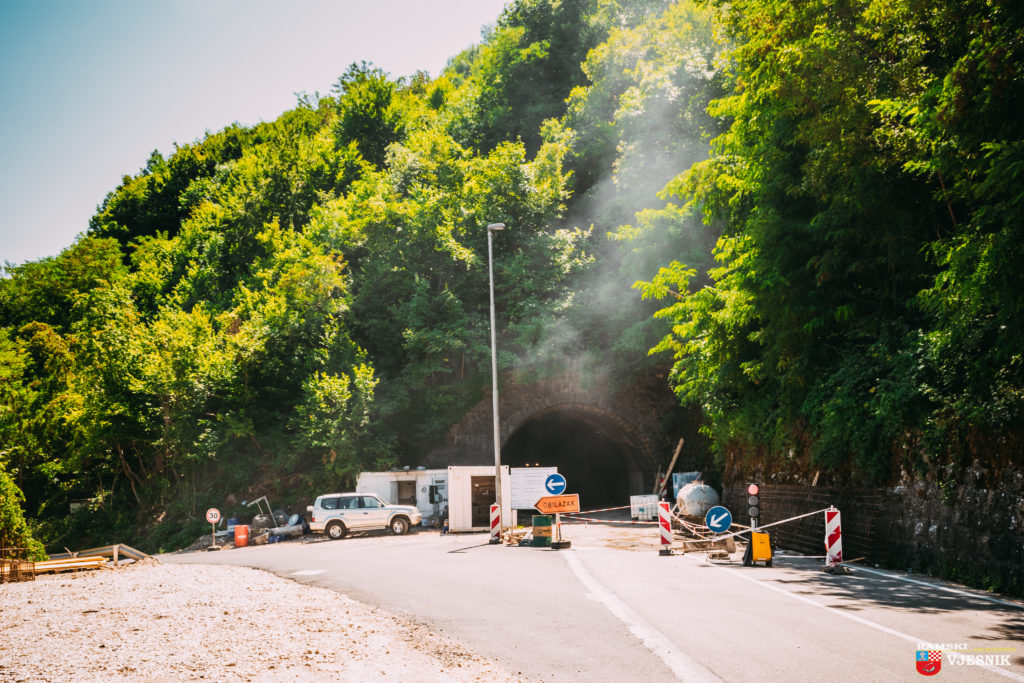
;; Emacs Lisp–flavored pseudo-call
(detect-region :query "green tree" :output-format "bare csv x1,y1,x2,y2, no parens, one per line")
0,460,45,559
333,62,409,168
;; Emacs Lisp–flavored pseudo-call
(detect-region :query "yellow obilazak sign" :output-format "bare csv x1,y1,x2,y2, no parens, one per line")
535,494,580,514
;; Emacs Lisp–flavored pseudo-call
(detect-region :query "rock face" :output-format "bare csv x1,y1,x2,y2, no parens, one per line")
884,463,1024,595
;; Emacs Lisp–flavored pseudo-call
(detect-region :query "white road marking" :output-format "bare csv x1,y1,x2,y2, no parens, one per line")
845,564,1024,610
563,552,720,682
702,559,1024,682
291,569,326,576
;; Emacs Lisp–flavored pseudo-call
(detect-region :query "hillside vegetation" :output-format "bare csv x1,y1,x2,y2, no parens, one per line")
1,0,1021,554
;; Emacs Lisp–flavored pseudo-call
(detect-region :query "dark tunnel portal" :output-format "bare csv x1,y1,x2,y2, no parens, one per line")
503,411,634,509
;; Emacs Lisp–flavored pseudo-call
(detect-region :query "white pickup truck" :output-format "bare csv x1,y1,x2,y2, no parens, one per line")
307,492,422,539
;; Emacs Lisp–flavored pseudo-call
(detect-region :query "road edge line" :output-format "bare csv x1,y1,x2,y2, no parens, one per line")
702,559,1024,682
844,564,1024,611
563,552,720,682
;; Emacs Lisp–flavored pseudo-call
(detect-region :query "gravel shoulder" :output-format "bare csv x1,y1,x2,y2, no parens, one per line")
0,560,525,682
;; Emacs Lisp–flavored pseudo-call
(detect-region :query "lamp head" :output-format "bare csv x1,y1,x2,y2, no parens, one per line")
487,223,505,231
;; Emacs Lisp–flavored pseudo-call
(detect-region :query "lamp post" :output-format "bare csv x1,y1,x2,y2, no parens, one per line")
487,222,505,537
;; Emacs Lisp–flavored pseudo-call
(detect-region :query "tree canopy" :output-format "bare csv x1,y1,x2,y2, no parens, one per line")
2,0,1022,553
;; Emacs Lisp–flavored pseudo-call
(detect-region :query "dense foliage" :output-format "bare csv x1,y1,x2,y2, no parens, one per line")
637,0,1024,479
2,0,1021,553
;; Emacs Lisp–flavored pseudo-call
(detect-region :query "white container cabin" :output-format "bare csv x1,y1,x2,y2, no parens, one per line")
445,465,513,533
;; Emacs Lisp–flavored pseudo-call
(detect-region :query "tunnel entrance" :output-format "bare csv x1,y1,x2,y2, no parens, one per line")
502,408,639,510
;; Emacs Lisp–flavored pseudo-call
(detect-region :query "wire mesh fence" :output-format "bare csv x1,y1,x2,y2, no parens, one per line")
0,541,36,583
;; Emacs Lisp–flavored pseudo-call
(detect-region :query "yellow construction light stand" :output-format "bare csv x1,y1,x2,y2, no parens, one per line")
742,531,773,567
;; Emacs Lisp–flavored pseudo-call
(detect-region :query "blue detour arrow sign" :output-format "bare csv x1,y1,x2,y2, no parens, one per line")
544,473,567,495
705,505,732,533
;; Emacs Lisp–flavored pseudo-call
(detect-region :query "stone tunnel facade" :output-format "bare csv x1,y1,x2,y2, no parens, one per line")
424,369,684,498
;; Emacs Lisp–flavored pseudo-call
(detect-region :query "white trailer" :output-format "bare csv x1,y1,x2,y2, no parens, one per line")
355,469,449,527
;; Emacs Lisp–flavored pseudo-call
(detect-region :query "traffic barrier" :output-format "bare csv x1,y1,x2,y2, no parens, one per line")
658,502,673,555
824,506,843,568
490,503,500,543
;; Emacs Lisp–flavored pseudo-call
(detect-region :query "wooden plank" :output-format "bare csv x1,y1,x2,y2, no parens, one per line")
48,543,151,563
34,556,107,573
657,438,685,497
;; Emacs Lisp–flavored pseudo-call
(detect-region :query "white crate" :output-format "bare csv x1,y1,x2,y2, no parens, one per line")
630,494,660,521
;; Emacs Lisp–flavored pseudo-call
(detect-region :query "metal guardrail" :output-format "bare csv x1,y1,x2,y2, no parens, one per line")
34,556,108,574
48,543,151,567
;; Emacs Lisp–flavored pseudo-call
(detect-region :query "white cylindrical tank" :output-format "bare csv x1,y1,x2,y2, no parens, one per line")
676,482,720,517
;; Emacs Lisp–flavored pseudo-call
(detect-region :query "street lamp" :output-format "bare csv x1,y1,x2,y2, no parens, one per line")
487,222,505,538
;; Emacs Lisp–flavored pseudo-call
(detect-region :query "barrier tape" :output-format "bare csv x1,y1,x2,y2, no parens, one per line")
562,504,838,540
673,515,716,539
703,508,833,543
561,516,659,525
562,503,661,525
563,504,631,515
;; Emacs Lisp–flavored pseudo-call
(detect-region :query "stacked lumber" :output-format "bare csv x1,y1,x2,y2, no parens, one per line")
34,556,107,574
47,543,151,567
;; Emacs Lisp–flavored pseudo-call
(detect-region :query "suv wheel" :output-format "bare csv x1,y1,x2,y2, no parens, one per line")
390,517,410,535
326,521,347,540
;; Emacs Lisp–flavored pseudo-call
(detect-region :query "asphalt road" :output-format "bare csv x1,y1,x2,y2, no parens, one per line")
163,527,1024,682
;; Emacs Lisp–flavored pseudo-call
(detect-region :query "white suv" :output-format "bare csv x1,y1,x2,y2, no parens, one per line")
308,493,422,540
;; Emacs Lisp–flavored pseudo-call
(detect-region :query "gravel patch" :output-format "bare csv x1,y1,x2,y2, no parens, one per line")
0,560,525,682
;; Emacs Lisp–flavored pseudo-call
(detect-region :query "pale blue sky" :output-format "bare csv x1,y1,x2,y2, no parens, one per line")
0,0,508,266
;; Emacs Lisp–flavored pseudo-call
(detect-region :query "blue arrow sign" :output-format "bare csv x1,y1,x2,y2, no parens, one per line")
705,505,732,533
544,473,567,495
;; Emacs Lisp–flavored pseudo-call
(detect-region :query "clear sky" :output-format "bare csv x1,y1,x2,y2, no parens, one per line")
0,0,509,267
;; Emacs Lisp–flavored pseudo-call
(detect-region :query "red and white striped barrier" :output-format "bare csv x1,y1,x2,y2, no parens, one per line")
825,506,843,567
658,501,673,555
490,503,500,543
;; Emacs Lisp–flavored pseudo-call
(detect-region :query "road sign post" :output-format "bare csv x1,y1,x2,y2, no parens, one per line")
537,474,573,549
206,508,222,551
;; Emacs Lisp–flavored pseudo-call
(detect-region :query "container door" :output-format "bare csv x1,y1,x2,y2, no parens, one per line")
397,480,416,506
471,476,495,527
